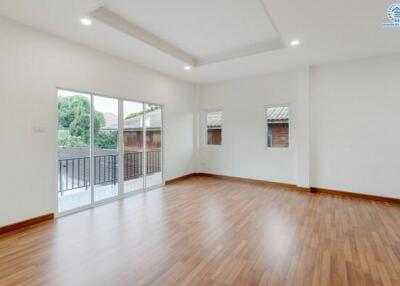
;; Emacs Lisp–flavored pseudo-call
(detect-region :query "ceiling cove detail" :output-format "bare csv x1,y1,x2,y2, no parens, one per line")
90,1,284,67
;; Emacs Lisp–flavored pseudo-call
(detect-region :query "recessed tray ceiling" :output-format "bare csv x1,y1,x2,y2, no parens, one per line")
92,0,284,66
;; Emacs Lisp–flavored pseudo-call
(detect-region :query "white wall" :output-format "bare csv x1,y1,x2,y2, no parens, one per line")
197,54,400,199
310,54,400,198
0,17,195,226
197,69,310,187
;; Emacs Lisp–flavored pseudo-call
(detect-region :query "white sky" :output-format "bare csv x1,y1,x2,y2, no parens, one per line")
123,101,143,118
58,89,144,118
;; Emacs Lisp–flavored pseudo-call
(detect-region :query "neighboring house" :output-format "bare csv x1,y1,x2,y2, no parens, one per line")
99,109,162,151
123,109,161,151
58,109,161,159
102,112,118,130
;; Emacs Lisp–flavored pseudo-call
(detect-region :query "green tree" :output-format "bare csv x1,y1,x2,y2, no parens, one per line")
58,95,105,146
58,130,86,147
95,131,118,149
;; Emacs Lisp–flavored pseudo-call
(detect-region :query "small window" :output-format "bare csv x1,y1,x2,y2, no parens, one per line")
266,106,289,148
206,110,222,145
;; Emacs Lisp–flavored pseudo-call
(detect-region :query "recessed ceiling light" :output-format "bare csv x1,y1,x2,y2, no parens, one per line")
184,65,192,71
290,39,300,47
80,18,92,26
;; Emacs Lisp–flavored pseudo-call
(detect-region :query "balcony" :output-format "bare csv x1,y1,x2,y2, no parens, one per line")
58,150,162,212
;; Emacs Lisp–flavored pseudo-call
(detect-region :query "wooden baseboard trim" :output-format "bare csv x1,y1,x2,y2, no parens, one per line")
165,173,197,185
165,171,400,205
202,173,399,204
165,173,307,191
0,213,54,235
296,186,311,192
310,187,400,204
198,173,303,190
199,173,399,204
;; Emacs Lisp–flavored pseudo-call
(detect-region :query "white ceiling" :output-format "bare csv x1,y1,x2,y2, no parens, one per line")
0,0,399,83
103,0,280,58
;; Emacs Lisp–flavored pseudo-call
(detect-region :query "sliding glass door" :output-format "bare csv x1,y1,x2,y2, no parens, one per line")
144,103,163,188
93,96,119,202
57,89,163,214
123,101,144,193
57,90,92,212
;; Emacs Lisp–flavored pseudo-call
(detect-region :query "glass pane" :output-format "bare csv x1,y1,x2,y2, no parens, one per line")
93,96,119,201
266,106,289,148
123,101,144,193
57,90,91,212
206,110,222,145
145,103,162,188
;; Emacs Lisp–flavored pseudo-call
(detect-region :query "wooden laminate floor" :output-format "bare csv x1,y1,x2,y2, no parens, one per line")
1,175,400,286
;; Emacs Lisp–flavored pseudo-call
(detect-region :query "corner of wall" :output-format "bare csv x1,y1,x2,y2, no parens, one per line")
294,66,311,188
192,84,202,173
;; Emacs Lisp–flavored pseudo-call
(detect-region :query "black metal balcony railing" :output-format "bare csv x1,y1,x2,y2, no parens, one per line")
146,150,162,175
124,152,143,180
58,150,161,195
94,155,118,186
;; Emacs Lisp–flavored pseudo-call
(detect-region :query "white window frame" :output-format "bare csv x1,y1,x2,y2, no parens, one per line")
205,109,223,146
56,87,164,217
265,104,290,150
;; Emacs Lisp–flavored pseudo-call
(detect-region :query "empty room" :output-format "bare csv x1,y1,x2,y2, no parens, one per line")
0,1,399,285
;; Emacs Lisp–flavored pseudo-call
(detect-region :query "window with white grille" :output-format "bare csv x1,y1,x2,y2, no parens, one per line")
265,106,289,148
